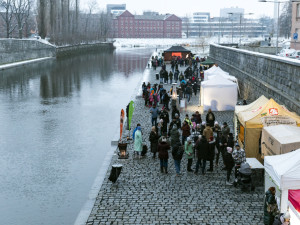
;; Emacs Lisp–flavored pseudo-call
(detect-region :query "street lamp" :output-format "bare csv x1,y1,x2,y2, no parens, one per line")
258,0,300,55
228,12,254,46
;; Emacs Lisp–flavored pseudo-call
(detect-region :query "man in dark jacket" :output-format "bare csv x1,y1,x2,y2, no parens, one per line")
207,137,215,172
192,111,202,124
171,106,180,119
158,137,170,174
264,187,277,225
172,141,184,176
194,135,209,175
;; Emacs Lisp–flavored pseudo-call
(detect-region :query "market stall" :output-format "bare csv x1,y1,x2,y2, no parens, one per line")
200,76,238,111
236,98,300,159
163,46,191,61
261,125,300,157
264,149,300,224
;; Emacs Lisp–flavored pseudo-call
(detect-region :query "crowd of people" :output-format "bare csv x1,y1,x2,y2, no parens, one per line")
134,100,246,186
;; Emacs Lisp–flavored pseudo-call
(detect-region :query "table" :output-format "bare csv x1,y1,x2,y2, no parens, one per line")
246,158,264,187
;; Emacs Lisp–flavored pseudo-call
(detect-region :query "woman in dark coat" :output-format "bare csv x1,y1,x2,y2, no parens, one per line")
195,135,209,175
149,126,159,159
181,121,191,145
224,147,235,185
264,187,278,225
158,137,170,174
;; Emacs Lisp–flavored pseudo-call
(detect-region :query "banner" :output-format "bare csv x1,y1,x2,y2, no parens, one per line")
128,101,135,130
261,116,297,127
120,109,125,140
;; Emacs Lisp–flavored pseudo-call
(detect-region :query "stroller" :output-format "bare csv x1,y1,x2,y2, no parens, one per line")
233,162,255,191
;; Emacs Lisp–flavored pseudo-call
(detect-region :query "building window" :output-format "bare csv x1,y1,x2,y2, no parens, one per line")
297,4,300,18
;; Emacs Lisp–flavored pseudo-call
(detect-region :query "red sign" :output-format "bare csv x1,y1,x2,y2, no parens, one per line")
269,108,278,116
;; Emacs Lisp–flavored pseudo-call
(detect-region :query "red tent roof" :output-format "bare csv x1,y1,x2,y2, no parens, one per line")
289,190,300,213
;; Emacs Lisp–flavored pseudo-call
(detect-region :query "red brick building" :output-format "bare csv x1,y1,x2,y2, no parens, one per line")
112,10,182,38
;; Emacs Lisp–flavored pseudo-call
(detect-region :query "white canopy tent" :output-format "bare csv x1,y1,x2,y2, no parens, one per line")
205,65,229,75
264,149,300,215
200,76,238,111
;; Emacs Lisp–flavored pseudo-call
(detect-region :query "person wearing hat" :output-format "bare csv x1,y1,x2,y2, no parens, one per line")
158,136,170,174
171,105,180,119
192,111,202,125
272,211,290,225
168,117,181,135
184,137,194,172
232,143,246,179
224,147,235,185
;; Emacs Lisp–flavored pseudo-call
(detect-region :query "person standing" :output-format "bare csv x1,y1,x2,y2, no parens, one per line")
224,147,235,185
206,109,215,127
149,126,159,159
221,122,230,141
170,125,180,147
160,108,169,134
192,111,202,125
214,122,222,167
174,69,179,83
185,137,194,172
158,137,170,174
264,187,278,225
207,137,216,172
169,71,173,84
232,143,246,179
203,124,213,141
185,84,192,103
134,126,143,159
172,141,183,176
150,104,159,127
181,121,191,145
195,135,209,175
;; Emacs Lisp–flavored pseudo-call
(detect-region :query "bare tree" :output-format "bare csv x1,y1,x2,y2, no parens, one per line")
37,0,47,38
11,0,31,38
182,15,191,38
197,36,209,54
0,0,17,37
279,1,292,38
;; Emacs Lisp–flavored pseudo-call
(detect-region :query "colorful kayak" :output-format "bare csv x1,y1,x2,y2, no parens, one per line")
120,109,125,140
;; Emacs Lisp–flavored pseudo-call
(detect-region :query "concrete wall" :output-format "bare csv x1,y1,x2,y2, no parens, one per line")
209,44,300,115
56,42,115,58
0,39,56,65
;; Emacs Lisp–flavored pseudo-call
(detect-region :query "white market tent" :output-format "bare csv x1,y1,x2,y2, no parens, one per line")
207,73,238,83
262,125,300,157
264,149,300,215
205,65,229,76
200,76,238,111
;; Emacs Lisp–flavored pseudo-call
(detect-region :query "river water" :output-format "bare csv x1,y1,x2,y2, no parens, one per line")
0,48,154,225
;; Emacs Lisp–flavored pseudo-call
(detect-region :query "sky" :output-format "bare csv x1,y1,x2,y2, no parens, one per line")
81,0,280,19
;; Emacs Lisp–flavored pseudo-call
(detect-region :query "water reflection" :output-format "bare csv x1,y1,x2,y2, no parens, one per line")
0,47,154,225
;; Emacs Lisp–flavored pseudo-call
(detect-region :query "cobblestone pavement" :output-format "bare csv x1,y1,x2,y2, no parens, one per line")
86,62,264,225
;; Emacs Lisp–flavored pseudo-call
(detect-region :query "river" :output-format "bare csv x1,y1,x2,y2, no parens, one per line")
0,47,154,225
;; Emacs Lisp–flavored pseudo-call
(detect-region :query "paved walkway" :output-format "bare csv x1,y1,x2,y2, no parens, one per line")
86,61,264,225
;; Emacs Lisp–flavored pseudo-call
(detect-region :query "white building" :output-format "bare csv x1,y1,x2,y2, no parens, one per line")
107,4,126,15
220,7,244,20
192,12,210,23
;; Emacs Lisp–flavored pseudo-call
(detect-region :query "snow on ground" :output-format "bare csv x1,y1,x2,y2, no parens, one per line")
0,57,54,70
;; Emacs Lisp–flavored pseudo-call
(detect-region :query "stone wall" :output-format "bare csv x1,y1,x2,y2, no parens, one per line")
0,39,56,65
209,44,300,114
56,42,115,58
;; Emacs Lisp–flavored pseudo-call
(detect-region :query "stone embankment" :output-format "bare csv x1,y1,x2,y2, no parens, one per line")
85,62,264,224
209,44,300,115
0,39,114,67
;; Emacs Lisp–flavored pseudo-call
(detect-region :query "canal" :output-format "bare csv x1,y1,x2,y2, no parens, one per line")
0,47,154,225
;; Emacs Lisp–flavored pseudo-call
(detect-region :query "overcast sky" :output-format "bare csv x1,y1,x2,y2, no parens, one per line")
81,0,280,18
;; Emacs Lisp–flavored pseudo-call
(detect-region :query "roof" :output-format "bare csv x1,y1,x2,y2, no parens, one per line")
235,95,269,115
264,148,300,190
164,46,191,53
134,14,172,21
263,125,300,145
238,98,300,127
201,75,237,87
200,58,215,65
